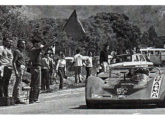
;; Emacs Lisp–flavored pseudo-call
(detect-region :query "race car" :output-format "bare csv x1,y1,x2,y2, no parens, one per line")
85,55,165,108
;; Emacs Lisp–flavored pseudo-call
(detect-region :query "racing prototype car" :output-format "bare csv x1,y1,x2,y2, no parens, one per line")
85,54,165,108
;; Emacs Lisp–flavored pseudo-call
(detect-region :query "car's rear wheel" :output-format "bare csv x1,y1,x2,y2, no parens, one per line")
85,76,104,108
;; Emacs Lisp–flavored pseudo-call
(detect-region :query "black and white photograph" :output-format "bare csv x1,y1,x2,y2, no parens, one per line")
0,4,165,114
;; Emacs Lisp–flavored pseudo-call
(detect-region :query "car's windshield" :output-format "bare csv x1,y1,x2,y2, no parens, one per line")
108,67,158,81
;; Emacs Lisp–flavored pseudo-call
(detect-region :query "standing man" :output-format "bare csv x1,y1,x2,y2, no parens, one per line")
100,44,109,72
41,52,50,91
56,52,66,89
48,51,55,85
0,38,13,97
72,48,83,84
85,51,93,80
12,40,26,104
29,39,56,104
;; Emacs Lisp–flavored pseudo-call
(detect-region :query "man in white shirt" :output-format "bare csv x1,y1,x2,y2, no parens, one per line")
73,49,83,83
0,38,13,97
85,51,93,80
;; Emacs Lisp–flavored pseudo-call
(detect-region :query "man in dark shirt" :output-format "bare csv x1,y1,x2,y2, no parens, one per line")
100,44,109,72
29,39,56,104
12,40,26,104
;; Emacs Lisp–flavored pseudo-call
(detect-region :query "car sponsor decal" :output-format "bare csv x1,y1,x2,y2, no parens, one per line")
150,75,162,98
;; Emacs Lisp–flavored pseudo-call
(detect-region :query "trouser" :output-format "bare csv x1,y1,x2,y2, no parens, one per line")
0,75,3,97
101,62,108,72
29,66,41,103
75,66,82,83
58,67,65,89
12,67,24,102
86,67,92,80
2,66,12,97
41,69,50,90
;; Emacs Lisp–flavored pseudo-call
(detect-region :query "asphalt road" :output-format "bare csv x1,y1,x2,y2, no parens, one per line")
0,87,165,114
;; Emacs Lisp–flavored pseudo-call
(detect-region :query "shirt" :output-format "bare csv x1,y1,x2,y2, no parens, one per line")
73,54,83,67
13,49,25,68
30,47,42,66
100,50,108,64
56,59,66,71
41,57,50,69
0,46,13,67
86,56,93,67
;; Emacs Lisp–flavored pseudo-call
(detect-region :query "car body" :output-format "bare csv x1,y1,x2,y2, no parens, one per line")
85,54,165,108
109,54,153,68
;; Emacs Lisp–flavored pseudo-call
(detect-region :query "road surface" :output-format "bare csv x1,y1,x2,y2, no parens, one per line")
0,87,165,114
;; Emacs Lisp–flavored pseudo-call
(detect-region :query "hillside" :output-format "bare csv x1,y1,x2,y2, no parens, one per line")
20,6,165,36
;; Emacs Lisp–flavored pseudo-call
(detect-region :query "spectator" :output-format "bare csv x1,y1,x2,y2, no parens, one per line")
96,58,102,75
72,48,83,83
100,44,109,72
41,52,50,91
12,40,26,104
29,38,56,104
0,38,13,97
48,51,55,85
56,52,66,89
85,51,93,80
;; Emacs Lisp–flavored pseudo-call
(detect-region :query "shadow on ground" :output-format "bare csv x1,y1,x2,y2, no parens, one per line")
71,104,163,109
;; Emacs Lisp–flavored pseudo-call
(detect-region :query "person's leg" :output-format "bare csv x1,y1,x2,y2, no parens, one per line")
33,67,41,102
78,67,82,83
46,69,50,90
29,68,36,103
88,67,92,76
41,69,46,90
58,68,64,89
49,72,52,85
0,76,3,97
86,67,89,80
75,67,78,83
12,69,24,103
3,66,12,97
103,62,108,72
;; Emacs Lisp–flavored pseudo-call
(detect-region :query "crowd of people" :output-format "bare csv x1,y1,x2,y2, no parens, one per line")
0,37,100,105
0,36,140,105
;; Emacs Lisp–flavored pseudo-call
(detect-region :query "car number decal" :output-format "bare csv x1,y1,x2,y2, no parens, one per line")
117,87,128,95
151,75,162,98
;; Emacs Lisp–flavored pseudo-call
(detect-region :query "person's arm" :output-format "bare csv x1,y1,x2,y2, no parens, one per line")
42,39,56,51
0,46,3,65
83,57,88,67
9,49,13,62
12,51,19,77
71,56,75,67
56,59,60,71
64,60,67,72
0,46,3,57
